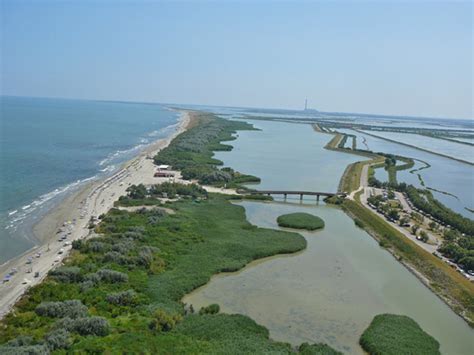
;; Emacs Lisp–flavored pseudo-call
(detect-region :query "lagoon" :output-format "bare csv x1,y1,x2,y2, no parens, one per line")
184,119,474,354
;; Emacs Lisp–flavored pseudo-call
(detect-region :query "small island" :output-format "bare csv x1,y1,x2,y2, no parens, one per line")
277,213,325,231
360,314,440,355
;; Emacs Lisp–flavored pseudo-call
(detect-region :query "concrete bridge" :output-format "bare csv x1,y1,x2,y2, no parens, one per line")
249,190,346,201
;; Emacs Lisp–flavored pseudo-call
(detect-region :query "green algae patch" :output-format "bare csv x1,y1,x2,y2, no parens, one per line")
360,314,440,355
277,213,325,231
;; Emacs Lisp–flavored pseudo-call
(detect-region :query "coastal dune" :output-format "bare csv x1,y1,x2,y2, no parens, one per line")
0,111,192,319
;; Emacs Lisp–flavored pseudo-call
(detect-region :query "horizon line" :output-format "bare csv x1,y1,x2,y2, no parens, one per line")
2,94,473,123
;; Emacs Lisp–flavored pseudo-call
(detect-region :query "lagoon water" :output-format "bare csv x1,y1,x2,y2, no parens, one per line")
361,130,474,164
0,96,179,263
184,119,474,354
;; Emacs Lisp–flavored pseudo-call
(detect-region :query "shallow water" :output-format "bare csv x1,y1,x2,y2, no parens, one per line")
215,120,363,192
361,130,474,164
184,119,474,354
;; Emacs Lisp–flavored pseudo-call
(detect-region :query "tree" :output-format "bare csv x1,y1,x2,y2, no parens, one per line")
126,184,147,199
399,216,410,226
428,221,438,231
410,212,424,224
411,225,420,235
419,230,429,243
459,256,474,271
388,209,399,220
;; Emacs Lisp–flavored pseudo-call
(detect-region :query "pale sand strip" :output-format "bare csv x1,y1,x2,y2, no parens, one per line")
0,111,192,319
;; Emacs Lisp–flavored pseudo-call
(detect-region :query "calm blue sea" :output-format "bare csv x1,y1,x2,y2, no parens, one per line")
0,96,180,263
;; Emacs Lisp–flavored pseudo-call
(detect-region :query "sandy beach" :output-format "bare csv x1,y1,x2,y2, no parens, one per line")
0,111,192,319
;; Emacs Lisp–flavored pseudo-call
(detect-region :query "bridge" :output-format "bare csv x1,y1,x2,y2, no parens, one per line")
249,190,346,201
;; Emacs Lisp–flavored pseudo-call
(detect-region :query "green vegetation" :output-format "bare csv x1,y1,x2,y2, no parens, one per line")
367,173,474,273
0,192,320,353
405,186,474,236
299,342,343,355
360,314,440,355
369,154,414,187
342,199,474,325
339,162,363,193
438,229,474,271
154,112,260,188
323,195,345,205
277,213,325,231
117,182,207,207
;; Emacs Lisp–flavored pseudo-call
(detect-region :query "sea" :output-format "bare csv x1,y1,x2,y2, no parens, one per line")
0,96,180,264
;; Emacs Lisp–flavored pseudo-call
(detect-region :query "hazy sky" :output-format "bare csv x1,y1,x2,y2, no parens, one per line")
1,1,472,119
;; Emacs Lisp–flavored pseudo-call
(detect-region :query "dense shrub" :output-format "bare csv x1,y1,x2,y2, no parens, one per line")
45,328,71,350
136,246,154,267
153,114,258,187
79,280,95,292
123,231,145,241
72,239,84,250
49,266,82,283
103,251,131,265
0,344,49,355
4,336,34,347
98,269,128,282
88,241,110,253
323,195,345,205
106,289,137,306
148,309,182,332
35,300,88,319
111,241,133,254
354,219,365,229
199,304,220,315
57,316,110,336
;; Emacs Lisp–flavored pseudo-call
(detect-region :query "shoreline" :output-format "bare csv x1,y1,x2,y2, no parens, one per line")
0,110,192,319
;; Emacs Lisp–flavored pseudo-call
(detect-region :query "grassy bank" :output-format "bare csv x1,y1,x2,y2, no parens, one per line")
0,193,322,353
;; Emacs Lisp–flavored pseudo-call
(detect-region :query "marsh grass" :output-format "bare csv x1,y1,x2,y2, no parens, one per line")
360,314,440,355
277,213,325,231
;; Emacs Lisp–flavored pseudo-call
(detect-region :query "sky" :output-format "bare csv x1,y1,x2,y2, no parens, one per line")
1,0,472,119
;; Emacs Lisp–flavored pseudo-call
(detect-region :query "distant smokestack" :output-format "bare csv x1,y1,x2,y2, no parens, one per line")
304,99,308,111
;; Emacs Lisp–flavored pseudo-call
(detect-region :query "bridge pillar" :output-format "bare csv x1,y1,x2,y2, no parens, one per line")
300,194,303,201
284,193,287,199
317,194,320,202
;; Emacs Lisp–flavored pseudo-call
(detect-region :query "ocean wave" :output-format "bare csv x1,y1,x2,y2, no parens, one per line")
5,175,98,232
98,143,147,167
99,164,116,173
147,122,179,137
98,122,179,167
